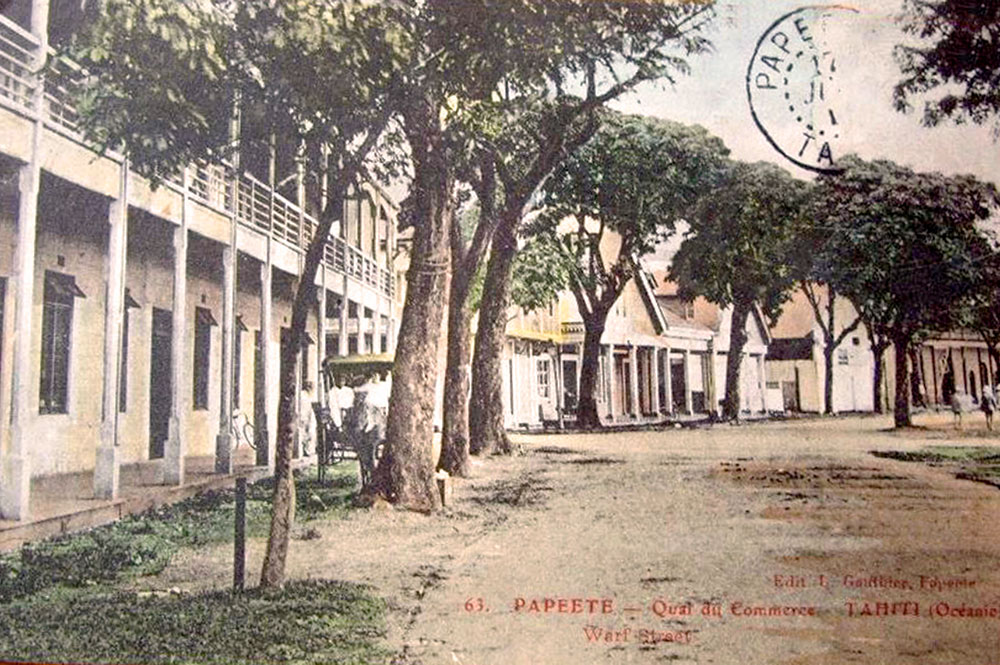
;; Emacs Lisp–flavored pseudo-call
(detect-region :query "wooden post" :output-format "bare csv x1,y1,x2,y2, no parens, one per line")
233,476,246,592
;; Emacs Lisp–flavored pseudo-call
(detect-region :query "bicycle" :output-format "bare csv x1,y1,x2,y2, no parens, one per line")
231,409,258,450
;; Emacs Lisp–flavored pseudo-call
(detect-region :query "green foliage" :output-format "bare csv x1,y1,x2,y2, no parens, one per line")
958,251,1000,353
807,155,999,341
0,580,388,665
67,0,403,187
510,232,572,313
670,160,808,322
64,0,234,174
894,0,1000,134
0,467,359,602
535,111,730,317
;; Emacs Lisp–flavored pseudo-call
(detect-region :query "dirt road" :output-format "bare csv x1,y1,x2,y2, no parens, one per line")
158,415,1000,664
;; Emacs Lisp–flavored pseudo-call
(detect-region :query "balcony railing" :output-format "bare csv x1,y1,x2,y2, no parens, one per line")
0,19,37,111
0,15,393,300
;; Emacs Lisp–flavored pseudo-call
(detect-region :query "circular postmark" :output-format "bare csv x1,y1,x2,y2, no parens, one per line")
746,5,859,174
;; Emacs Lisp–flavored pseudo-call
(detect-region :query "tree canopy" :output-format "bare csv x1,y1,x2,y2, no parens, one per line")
894,0,1000,134
670,160,807,419
670,161,806,322
521,112,729,426
808,154,999,425
68,0,402,187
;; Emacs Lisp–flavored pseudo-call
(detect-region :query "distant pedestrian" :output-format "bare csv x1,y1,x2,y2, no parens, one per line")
981,387,997,431
299,381,316,455
951,390,965,430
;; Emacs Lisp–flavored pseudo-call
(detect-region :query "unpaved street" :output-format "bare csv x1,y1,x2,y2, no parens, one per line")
156,415,1000,664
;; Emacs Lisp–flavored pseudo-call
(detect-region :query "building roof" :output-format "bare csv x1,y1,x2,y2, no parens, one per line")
649,269,723,331
769,286,823,339
655,295,714,332
766,333,814,360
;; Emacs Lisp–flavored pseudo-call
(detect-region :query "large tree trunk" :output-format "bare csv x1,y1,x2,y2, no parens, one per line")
576,316,607,429
439,272,473,476
369,111,452,511
260,335,299,588
439,163,495,476
261,175,348,588
470,220,518,455
909,347,925,407
989,345,1000,387
893,334,912,428
722,300,751,421
872,345,886,414
823,341,835,415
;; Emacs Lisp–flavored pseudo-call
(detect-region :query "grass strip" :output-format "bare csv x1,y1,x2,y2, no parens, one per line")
0,579,389,665
0,466,360,602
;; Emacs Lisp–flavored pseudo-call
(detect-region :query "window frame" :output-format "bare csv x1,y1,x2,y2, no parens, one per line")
39,271,83,415
193,306,215,411
537,357,551,399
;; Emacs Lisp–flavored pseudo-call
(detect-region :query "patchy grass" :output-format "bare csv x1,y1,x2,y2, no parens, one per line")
0,465,361,602
565,457,625,466
470,474,554,507
872,446,1000,488
0,580,389,665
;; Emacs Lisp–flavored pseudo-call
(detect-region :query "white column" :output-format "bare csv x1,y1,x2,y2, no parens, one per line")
164,170,190,486
683,348,693,414
257,251,273,469
2,0,51,522
339,276,349,356
606,345,616,422
628,345,640,418
372,192,382,355
664,347,673,415
757,354,766,413
317,265,327,403
214,241,236,474
95,160,129,499
651,347,661,415
742,350,751,414
706,339,717,417
215,105,240,475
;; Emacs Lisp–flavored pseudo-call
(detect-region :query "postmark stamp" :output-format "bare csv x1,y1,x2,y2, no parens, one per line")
746,5,859,174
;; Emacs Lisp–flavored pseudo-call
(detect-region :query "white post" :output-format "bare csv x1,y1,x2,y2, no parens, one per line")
164,169,190,486
706,339,717,417
683,348,693,414
95,159,129,499
339,277,349,356
257,250,273,469
651,347,661,415
373,300,382,354
317,265,327,403
606,345,616,423
214,242,235,474
757,354,766,413
628,345,640,418
1,0,52,521
215,102,240,474
664,346,673,415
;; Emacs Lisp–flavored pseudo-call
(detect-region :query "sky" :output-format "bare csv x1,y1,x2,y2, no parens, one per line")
620,0,1000,265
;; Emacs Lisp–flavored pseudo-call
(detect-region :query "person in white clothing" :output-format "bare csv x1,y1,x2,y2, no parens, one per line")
337,381,355,428
298,380,316,454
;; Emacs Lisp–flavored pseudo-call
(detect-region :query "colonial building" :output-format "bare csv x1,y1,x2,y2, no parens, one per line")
497,259,772,428
766,287,874,413
648,270,771,417
0,0,399,521
766,286,995,413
